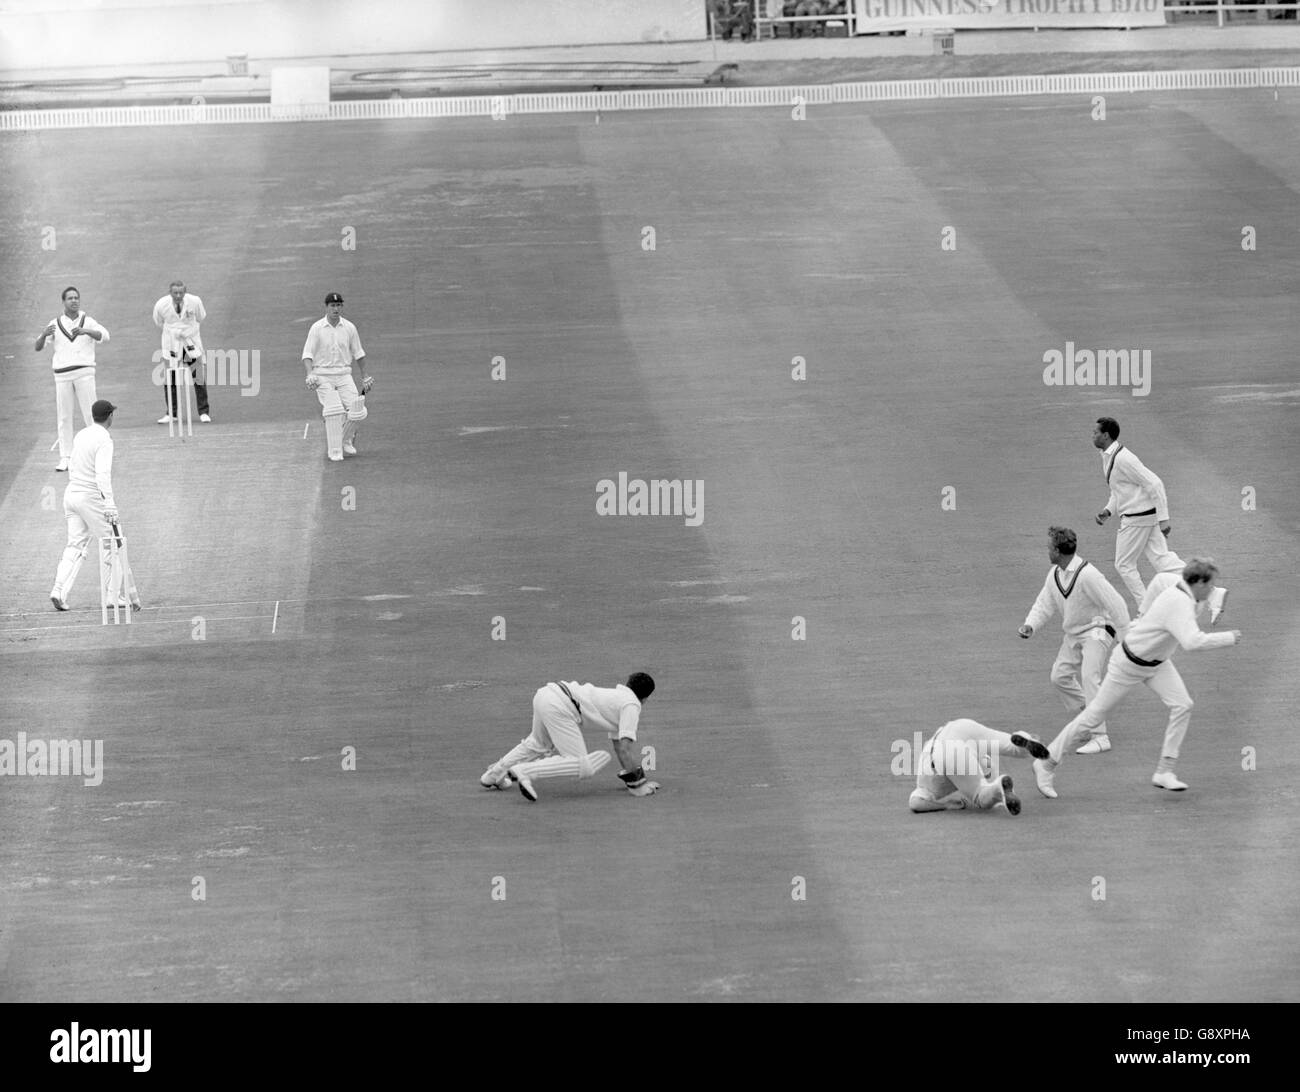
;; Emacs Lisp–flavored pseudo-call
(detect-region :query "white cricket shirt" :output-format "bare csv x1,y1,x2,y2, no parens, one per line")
1124,578,1235,663
1101,441,1170,522
302,316,364,376
66,423,115,505
1023,555,1131,639
44,311,109,376
558,682,643,741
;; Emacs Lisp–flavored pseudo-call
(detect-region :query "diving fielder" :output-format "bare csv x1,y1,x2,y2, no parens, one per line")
909,719,1051,817
1033,558,1240,799
480,673,658,802
50,400,139,613
1019,526,1131,755
1092,417,1185,607
302,292,372,461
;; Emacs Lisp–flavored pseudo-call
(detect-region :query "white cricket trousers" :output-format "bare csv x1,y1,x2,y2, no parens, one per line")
1047,643,1194,767
491,685,611,782
1114,517,1184,605
53,487,112,603
1050,630,1113,737
55,373,97,458
910,719,1034,811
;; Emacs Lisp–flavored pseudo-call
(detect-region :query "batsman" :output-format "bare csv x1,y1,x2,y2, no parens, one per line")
302,291,373,461
49,399,141,614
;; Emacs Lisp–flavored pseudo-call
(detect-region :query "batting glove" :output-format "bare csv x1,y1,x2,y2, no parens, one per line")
103,506,119,525
305,374,321,389
361,375,374,394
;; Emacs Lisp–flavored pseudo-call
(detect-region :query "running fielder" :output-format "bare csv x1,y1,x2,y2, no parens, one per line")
909,719,1051,817
302,292,372,461
1092,417,1185,607
1033,558,1240,799
1019,525,1131,755
50,400,140,613
480,673,658,802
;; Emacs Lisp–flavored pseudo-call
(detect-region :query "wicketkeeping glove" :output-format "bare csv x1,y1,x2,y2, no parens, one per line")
618,767,659,795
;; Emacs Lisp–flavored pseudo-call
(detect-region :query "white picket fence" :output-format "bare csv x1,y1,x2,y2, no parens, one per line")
3,67,1298,131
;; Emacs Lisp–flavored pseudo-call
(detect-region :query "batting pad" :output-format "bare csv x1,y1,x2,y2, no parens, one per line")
515,752,608,781
324,414,344,455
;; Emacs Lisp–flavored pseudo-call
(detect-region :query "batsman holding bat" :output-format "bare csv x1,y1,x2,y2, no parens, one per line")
49,400,140,613
302,291,373,462
480,673,658,802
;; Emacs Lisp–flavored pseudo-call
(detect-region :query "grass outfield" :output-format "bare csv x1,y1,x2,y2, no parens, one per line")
0,90,1297,1002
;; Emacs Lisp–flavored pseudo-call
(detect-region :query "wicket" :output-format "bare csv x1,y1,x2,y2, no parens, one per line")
99,522,139,625
166,362,194,439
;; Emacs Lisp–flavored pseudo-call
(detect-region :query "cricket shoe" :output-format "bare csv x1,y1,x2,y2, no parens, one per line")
1010,732,1051,760
1076,735,1111,755
55,457,69,472
50,591,69,612
342,443,357,456
158,414,175,424
479,766,513,790
1033,758,1059,799
1151,770,1188,792
1208,586,1228,625
199,414,211,423
982,775,1020,815
327,452,344,462
512,768,538,802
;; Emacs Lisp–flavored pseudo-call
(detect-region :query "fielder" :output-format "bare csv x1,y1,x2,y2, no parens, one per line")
1092,417,1186,608
1033,558,1240,799
1019,526,1131,755
35,287,109,472
302,292,372,462
49,400,140,614
480,673,658,802
909,719,1051,817
153,280,211,423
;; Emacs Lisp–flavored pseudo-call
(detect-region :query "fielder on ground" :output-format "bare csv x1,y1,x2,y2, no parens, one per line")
1019,525,1131,756
1033,558,1240,799
302,291,372,462
50,399,140,613
909,719,1051,817
481,673,658,802
35,286,109,473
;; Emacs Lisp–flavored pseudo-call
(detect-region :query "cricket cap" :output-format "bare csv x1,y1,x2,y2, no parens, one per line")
91,399,116,422
324,292,344,305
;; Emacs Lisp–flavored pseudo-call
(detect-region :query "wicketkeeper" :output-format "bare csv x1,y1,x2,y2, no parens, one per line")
302,291,373,461
480,673,658,802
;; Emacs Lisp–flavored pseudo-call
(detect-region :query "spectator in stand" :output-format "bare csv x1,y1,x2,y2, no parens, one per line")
711,0,755,40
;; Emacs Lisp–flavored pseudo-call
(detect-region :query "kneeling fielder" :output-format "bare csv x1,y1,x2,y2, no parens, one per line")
302,292,372,462
909,719,1051,817
481,673,658,802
